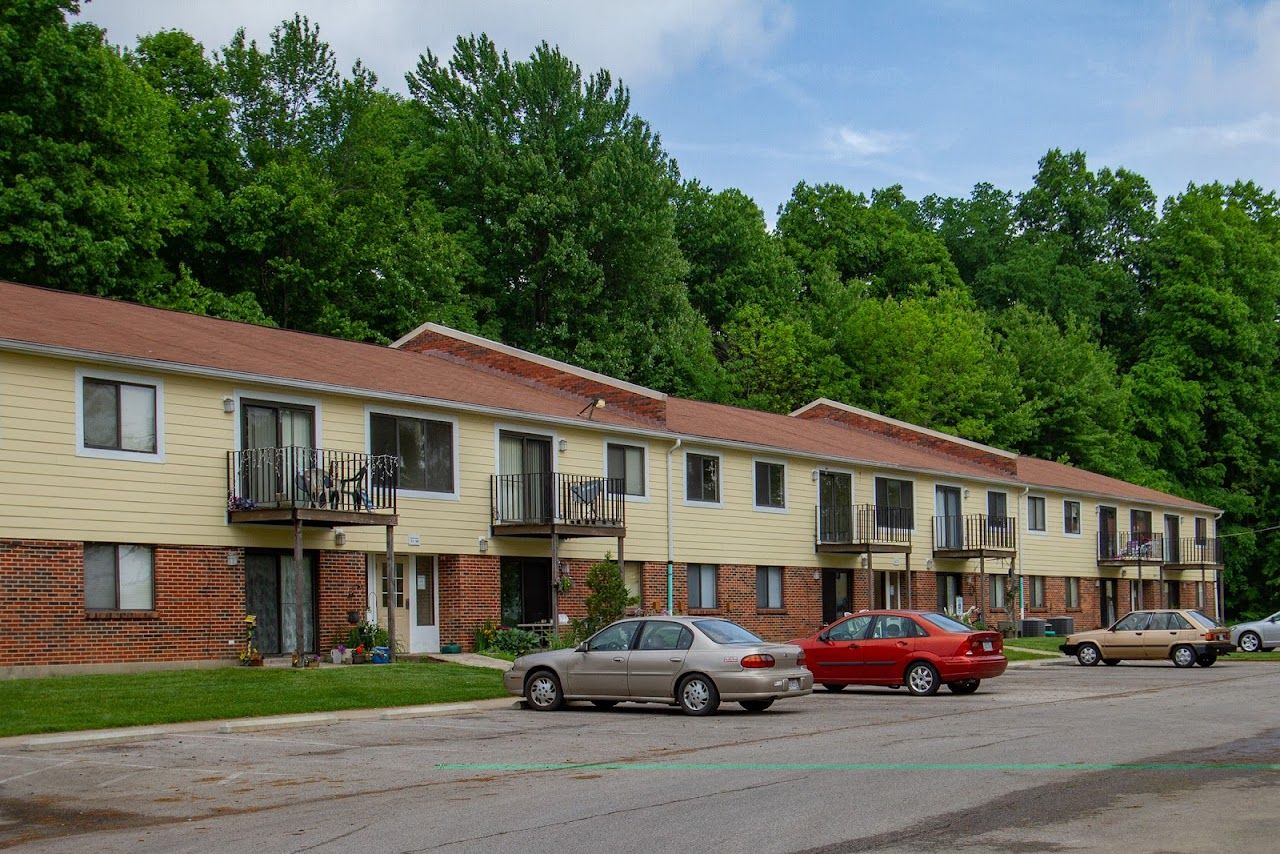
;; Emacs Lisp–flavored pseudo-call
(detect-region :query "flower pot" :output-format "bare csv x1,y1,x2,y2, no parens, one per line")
330,649,345,664
352,653,368,664
441,642,462,654
306,659,320,669
247,656,263,667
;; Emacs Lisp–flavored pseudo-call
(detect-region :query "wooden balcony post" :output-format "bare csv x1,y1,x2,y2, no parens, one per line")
385,524,397,663
293,517,305,659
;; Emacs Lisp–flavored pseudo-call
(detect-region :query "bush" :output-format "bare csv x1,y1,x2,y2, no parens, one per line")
488,627,541,656
570,554,636,640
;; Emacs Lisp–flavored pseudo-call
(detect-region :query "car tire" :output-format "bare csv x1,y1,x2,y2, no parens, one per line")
739,699,774,712
821,683,847,693
677,674,720,716
1076,644,1102,666
905,661,940,696
1238,631,1262,653
1102,659,1121,666
1171,645,1197,668
946,679,980,695
1196,653,1217,667
524,670,564,711
591,700,618,709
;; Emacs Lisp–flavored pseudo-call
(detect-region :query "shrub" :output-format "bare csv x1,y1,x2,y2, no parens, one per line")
571,554,636,640
488,627,541,656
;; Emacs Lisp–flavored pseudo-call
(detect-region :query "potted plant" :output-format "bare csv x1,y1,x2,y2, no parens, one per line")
330,643,347,664
239,615,263,666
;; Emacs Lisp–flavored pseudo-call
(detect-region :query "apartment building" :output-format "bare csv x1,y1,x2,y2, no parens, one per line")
0,281,1224,672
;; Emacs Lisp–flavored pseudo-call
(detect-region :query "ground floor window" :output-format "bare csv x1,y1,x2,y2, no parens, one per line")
756,566,784,609
688,563,717,609
623,561,644,610
1164,580,1181,609
84,543,154,610
1029,575,1046,608
1196,581,1205,609
246,551,316,654
988,575,1006,609
500,557,551,627
937,572,962,613
1065,577,1080,609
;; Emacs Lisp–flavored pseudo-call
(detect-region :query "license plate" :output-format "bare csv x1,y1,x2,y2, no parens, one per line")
982,640,993,652
788,678,800,690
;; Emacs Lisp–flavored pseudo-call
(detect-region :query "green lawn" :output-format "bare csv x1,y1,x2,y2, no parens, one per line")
1005,636,1067,653
0,662,508,738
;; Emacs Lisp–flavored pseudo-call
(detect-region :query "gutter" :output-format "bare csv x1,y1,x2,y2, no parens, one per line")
666,438,682,614
1019,486,1030,622
1214,510,1225,622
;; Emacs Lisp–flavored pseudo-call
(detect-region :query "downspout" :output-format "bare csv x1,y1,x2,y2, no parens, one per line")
1018,486,1029,623
666,438,682,614
1213,510,1225,622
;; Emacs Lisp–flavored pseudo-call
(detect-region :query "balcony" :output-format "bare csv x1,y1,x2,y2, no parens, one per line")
816,504,912,554
1161,537,1223,570
1097,531,1164,566
227,447,399,527
491,472,625,538
932,514,1017,558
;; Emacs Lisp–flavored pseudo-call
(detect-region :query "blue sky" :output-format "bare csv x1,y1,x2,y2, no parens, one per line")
79,1,1280,224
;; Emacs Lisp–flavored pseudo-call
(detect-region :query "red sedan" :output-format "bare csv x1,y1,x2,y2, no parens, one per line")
790,610,1007,696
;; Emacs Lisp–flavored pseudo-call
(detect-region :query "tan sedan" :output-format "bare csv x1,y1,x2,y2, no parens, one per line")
1059,609,1234,668
503,616,813,715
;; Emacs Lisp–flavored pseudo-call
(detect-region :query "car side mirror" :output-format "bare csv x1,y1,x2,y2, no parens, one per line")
575,642,588,652
817,630,830,642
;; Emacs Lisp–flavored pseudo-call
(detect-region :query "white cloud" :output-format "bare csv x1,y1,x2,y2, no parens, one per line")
76,0,794,90
821,126,907,159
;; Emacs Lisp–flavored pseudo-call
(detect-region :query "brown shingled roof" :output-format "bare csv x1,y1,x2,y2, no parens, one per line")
1015,456,1215,513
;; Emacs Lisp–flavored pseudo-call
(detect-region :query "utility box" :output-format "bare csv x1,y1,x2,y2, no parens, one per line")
1020,618,1046,637
1048,617,1075,636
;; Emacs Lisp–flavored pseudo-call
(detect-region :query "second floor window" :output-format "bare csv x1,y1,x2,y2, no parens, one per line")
370,413,454,493
875,477,914,528
1028,496,1046,532
688,563,717,608
685,453,720,503
607,443,646,497
1064,500,1081,535
754,461,786,509
83,377,157,454
987,491,1008,528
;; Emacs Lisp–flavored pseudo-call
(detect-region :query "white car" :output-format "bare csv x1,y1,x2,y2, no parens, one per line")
1231,610,1280,652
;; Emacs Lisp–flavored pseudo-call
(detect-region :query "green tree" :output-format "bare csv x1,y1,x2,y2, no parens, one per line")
576,555,633,639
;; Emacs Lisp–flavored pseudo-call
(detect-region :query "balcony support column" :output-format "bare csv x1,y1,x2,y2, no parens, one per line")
1158,565,1165,610
979,555,986,620
550,533,560,643
293,517,305,659
865,550,874,611
905,552,913,609
617,536,625,584
385,524,397,663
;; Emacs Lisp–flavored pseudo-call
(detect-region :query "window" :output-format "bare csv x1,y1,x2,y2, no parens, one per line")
380,562,405,609
1114,611,1149,631
1196,581,1205,609
79,373,162,460
687,563,717,608
1194,517,1208,545
588,621,640,651
1065,577,1080,609
685,453,721,504
874,477,914,528
753,461,786,510
1027,496,1046,532
1029,575,1046,608
756,566,784,609
607,442,646,497
1131,509,1153,538
623,561,644,607
1064,500,1081,535
85,544,154,610
988,575,1006,609
987,491,1008,529
637,621,693,651
827,614,873,641
871,615,922,638
370,412,454,494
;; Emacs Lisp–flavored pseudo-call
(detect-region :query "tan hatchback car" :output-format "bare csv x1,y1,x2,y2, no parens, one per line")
1059,609,1233,668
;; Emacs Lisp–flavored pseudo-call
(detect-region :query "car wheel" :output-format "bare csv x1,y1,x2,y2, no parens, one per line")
946,679,980,695
524,670,564,711
1171,645,1197,668
905,661,940,696
1196,653,1217,667
1076,644,1101,666
677,674,720,716
590,700,618,709
739,699,774,712
1103,659,1121,666
1238,631,1262,653
821,683,847,693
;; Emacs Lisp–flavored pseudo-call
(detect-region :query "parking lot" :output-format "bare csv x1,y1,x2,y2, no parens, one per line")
2,659,1278,852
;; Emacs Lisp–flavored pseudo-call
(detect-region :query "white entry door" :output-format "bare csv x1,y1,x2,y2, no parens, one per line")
411,556,440,653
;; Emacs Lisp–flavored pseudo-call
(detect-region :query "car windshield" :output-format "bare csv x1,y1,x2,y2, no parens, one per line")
1186,610,1223,629
920,613,973,633
694,619,763,645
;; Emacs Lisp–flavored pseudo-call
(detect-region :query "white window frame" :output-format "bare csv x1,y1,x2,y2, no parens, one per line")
84,543,155,611
756,565,785,609
603,438,649,503
1063,499,1082,537
751,457,788,513
1027,495,1047,534
683,449,724,508
366,405,460,500
988,574,1006,609
75,367,165,463
1065,576,1080,609
1029,575,1046,608
233,388,324,450
687,563,718,609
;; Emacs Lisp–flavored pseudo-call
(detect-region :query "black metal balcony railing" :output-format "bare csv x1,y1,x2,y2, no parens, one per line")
1167,537,1223,565
933,514,1017,552
817,504,912,546
227,447,398,513
491,472,624,528
1097,530,1164,562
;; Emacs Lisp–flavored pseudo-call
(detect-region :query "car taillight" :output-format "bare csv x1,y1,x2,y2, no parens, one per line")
795,650,805,667
740,654,776,668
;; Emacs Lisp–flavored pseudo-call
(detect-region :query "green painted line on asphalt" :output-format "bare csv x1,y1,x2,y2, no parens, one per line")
436,761,1280,772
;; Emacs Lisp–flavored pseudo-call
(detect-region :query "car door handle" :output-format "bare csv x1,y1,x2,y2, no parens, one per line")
896,641,909,647
669,657,682,663
846,642,860,648
612,657,625,662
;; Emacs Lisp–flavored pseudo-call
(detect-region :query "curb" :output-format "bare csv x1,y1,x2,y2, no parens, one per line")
22,728,167,751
